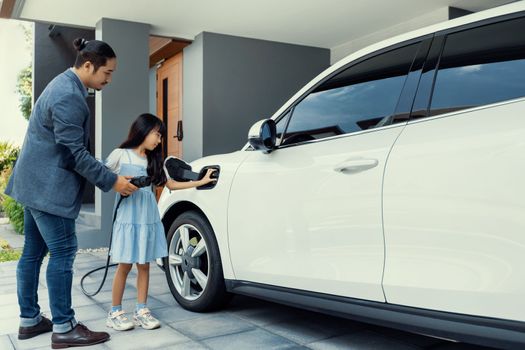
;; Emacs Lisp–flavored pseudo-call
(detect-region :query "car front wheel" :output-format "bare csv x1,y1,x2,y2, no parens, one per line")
164,210,230,311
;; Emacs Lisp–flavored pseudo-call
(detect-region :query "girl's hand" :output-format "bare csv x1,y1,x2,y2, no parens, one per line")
201,169,216,185
166,169,217,190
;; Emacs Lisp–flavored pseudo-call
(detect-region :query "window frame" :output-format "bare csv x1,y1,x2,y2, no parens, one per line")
271,35,431,150
411,11,525,121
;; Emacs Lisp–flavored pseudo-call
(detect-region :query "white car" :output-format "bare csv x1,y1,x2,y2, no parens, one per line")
157,2,525,348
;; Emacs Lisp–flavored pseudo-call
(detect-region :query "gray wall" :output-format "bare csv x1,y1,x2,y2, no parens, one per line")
203,32,330,156
34,23,96,204
94,18,150,248
149,67,156,114
182,34,204,162
182,32,330,160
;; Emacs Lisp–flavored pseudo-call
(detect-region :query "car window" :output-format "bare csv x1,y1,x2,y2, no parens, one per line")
430,16,525,116
280,43,420,147
275,110,291,145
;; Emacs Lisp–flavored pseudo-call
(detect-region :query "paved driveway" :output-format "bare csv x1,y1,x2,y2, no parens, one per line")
0,251,494,350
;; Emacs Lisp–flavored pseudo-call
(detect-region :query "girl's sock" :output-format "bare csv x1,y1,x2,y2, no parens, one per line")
111,305,122,314
135,303,147,313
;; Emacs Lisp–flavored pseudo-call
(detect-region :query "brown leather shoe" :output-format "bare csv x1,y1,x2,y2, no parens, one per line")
51,323,110,349
18,315,53,340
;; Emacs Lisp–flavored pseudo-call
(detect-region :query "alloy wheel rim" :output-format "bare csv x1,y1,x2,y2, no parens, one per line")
168,223,210,301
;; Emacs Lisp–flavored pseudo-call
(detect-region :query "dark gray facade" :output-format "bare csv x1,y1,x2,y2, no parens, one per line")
93,18,151,249
34,22,95,204
183,32,330,160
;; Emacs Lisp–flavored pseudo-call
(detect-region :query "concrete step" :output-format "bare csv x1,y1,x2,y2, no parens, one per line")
76,207,100,229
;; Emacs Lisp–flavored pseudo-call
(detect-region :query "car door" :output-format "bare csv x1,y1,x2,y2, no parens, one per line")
227,40,425,301
383,15,525,321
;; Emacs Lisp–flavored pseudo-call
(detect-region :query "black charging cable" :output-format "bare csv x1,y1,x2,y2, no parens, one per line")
80,176,151,297
79,159,219,297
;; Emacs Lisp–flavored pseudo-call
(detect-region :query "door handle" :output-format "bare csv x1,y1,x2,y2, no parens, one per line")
334,158,378,173
176,120,183,141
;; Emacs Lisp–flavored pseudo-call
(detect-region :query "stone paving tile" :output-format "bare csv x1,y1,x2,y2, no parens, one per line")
148,280,171,295
29,342,109,350
73,262,105,272
82,289,137,304
73,304,108,322
71,293,109,308
72,258,99,266
0,334,15,349
8,332,53,350
365,325,445,348
228,303,303,327
82,316,127,338
72,273,104,286
306,330,422,350
0,251,494,350
32,345,109,350
0,303,20,321
150,266,165,274
78,264,114,274
0,284,18,294
144,304,206,324
0,261,18,271
74,279,118,294
105,325,191,350
0,317,19,336
74,254,103,261
427,344,497,350
0,293,17,307
168,313,255,340
261,312,362,345
2,275,17,285
164,340,210,349
201,328,300,349
73,269,117,281
149,292,180,307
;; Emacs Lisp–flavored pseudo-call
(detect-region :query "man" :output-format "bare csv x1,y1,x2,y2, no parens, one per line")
5,37,137,349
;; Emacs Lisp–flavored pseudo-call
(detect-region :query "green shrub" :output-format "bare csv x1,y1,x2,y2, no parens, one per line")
3,196,24,234
16,66,32,121
0,142,19,173
0,167,11,214
0,143,24,233
0,248,22,262
0,227,22,263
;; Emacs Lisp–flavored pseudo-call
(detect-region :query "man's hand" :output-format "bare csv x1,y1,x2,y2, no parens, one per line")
113,175,138,196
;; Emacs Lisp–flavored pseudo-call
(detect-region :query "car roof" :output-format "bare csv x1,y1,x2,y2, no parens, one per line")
270,1,525,121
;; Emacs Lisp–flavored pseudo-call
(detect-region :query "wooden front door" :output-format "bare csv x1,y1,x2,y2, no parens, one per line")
156,52,183,159
156,52,183,198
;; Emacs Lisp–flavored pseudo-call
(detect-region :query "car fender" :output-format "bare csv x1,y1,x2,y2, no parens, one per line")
158,151,250,279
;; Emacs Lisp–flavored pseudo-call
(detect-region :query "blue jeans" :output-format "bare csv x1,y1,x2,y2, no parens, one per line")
17,207,78,333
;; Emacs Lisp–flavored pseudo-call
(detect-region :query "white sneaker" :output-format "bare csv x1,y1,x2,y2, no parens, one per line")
106,310,135,331
133,308,160,330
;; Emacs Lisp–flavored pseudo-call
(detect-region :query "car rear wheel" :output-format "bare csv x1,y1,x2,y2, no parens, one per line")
164,211,230,311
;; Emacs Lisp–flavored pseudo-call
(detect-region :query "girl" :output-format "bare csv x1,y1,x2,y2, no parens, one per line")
104,113,215,331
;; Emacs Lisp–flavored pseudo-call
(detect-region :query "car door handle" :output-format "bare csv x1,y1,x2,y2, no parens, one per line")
334,158,379,173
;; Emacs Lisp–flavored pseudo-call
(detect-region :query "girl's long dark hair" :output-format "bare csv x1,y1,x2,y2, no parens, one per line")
120,113,167,186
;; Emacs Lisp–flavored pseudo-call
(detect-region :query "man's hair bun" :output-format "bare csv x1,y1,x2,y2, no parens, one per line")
73,38,88,51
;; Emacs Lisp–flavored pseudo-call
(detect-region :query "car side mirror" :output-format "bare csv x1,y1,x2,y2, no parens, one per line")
247,119,276,153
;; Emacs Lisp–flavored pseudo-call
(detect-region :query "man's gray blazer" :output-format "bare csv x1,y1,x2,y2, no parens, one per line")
5,69,117,219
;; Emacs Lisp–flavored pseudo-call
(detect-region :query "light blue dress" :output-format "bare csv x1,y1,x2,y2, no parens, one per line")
107,149,167,264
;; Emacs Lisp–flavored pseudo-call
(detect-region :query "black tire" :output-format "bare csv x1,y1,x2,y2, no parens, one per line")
164,210,231,312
